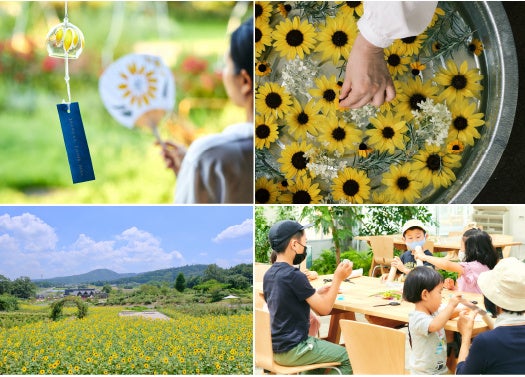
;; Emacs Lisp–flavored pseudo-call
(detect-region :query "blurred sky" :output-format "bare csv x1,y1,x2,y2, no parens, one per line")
0,205,253,280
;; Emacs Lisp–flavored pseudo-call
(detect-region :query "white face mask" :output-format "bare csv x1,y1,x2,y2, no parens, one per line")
458,250,466,262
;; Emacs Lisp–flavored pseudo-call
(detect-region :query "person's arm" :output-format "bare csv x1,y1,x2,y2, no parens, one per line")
414,249,464,274
457,309,475,363
306,262,352,315
428,293,461,333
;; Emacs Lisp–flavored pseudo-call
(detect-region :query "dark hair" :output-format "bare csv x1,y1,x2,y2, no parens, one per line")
230,17,253,79
403,267,443,303
464,230,498,269
274,230,303,253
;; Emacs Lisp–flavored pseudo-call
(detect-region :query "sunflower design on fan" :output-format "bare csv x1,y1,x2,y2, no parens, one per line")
117,63,158,107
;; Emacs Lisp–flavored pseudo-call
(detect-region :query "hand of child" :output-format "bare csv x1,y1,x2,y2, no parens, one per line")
443,278,456,290
413,247,425,262
457,309,476,337
447,293,462,308
391,256,406,274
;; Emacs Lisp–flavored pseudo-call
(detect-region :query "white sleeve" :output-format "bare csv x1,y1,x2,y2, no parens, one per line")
358,1,438,48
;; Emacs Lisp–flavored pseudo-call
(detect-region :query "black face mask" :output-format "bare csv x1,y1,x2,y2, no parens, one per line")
293,243,308,265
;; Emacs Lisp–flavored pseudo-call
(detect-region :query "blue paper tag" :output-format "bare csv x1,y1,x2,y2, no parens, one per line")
57,102,95,183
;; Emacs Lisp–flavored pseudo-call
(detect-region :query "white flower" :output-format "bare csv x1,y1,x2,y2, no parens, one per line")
281,56,319,98
413,99,452,147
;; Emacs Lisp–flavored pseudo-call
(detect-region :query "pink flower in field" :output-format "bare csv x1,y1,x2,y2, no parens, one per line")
42,56,61,72
181,56,208,74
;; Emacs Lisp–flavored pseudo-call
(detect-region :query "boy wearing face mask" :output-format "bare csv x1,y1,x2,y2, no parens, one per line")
263,220,353,374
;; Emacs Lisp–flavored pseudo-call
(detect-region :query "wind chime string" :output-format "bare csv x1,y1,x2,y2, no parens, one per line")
63,1,71,109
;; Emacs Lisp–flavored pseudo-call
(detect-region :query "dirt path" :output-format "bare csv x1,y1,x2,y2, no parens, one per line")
118,310,170,320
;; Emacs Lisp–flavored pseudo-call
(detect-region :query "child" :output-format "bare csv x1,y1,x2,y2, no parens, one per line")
403,267,461,374
414,229,498,294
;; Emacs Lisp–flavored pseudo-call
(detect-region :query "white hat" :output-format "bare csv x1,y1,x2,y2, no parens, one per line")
401,219,427,237
478,257,525,312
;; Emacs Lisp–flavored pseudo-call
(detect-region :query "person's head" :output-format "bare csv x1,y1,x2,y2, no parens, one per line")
478,257,525,315
223,17,253,111
401,219,428,250
458,227,482,261
268,220,311,265
403,267,444,312
463,230,498,269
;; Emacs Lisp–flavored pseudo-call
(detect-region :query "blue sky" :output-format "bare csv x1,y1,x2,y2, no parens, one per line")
0,206,253,280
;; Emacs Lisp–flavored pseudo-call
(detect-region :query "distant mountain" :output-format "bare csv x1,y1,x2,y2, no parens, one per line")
33,269,136,286
112,264,209,285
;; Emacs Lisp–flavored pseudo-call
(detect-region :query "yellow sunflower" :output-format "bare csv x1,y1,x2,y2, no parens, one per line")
412,145,461,189
357,141,373,158
317,14,358,65
309,75,340,115
255,19,273,57
396,76,439,120
366,111,408,154
393,33,427,56
427,7,445,28
255,2,273,23
468,38,484,56
434,60,484,104
280,175,322,204
447,98,485,146
278,140,314,180
369,191,393,204
379,79,403,113
336,1,364,18
278,3,293,17
410,61,426,76
447,140,465,154
384,45,410,76
286,99,324,139
331,167,371,203
273,16,317,60
255,82,293,119
255,61,272,77
319,116,362,155
382,163,423,203
255,113,279,149
432,41,442,53
255,177,280,204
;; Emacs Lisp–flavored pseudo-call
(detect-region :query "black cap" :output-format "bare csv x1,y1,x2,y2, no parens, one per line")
268,220,313,252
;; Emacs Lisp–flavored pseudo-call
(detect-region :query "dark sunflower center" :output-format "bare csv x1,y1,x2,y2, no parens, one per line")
336,80,343,87
284,4,292,12
396,176,410,190
255,188,270,203
343,179,360,196
281,180,289,187
286,29,304,47
291,151,308,170
401,36,417,44
323,89,336,102
387,54,401,67
332,31,348,47
409,93,426,110
265,92,282,109
433,43,442,51
346,1,361,8
255,4,263,18
453,116,468,131
256,124,270,139
381,126,395,139
255,28,262,43
332,127,346,141
452,144,461,151
359,142,368,150
293,190,312,204
426,154,442,171
257,64,268,73
468,43,476,52
297,111,309,125
451,75,467,90
411,68,421,76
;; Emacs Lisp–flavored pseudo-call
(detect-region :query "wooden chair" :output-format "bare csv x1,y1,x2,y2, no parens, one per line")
368,236,395,277
339,319,407,374
255,309,342,375
254,262,272,283
423,239,434,253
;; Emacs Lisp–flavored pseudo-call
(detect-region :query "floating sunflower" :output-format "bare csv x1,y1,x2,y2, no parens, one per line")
366,111,408,154
432,41,442,53
255,81,293,119
255,176,280,204
427,7,445,28
255,19,273,57
317,14,358,65
410,61,426,76
412,145,462,189
447,140,465,154
273,16,317,60
357,141,373,158
396,76,439,120
384,45,410,76
280,175,322,204
278,3,293,17
336,1,364,18
379,79,403,113
286,99,324,139
393,33,427,56
255,2,273,23
468,38,484,56
255,61,272,77
255,114,279,149
278,140,314,180
382,163,423,203
447,98,485,146
309,75,340,115
331,167,371,203
434,60,484,104
319,116,362,155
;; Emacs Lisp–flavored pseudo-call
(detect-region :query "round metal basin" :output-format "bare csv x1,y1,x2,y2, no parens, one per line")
434,1,518,203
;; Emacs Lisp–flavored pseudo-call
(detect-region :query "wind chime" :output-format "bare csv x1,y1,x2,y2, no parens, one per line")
45,2,95,183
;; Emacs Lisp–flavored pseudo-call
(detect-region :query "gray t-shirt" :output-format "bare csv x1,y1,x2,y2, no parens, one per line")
408,310,448,374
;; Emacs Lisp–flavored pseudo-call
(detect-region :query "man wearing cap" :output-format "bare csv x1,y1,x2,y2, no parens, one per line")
456,257,525,374
391,219,435,276
263,220,353,374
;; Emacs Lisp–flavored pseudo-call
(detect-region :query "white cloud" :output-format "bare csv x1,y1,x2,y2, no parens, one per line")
237,247,253,256
0,213,58,252
212,218,253,243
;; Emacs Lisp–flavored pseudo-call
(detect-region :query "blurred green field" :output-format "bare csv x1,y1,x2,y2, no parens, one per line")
0,1,249,203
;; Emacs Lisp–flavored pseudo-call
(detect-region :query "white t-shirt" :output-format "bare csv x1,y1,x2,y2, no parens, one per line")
359,1,438,48
408,310,448,375
174,122,253,203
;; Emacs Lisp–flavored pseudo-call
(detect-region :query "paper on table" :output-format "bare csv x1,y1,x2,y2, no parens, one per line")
349,268,363,278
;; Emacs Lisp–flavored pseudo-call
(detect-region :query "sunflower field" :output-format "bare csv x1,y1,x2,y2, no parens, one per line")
0,306,252,375
254,1,486,204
